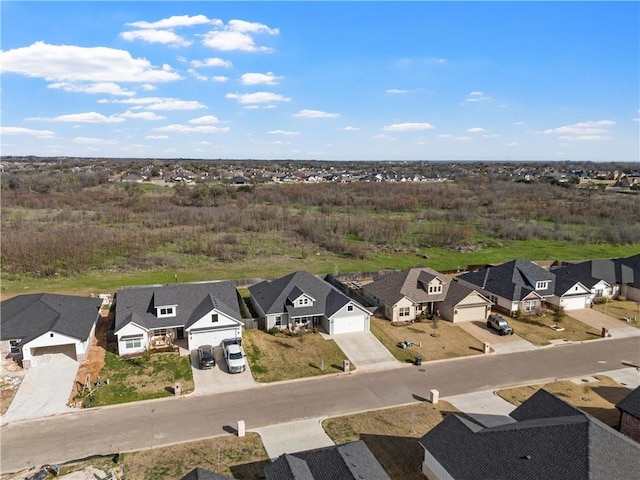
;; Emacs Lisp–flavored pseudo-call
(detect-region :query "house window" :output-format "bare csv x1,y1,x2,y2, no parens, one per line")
275,316,282,327
535,281,549,290
489,295,498,304
428,285,443,294
595,289,603,298
9,340,20,354
347,305,354,312
525,300,537,312
153,328,167,337
211,314,219,323
399,307,410,317
160,307,174,316
125,338,141,349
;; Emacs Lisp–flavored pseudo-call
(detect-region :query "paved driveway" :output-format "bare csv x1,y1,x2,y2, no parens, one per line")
252,417,334,459
331,331,402,372
190,346,258,396
1,353,78,424
445,390,516,427
459,321,537,354
569,309,640,339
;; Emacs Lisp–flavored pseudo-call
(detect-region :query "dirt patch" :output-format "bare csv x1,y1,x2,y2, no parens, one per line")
0,359,25,416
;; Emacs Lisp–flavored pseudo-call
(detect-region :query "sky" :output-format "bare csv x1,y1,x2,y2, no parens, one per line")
1,1,639,162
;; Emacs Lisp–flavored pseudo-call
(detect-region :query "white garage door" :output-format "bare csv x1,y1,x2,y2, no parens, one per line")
560,296,588,311
332,314,366,335
453,306,485,323
188,327,241,350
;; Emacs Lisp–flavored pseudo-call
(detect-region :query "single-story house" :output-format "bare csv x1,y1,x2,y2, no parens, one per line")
419,389,640,479
616,386,640,443
456,259,555,316
546,276,593,311
0,293,102,369
361,267,491,323
114,281,244,356
265,440,390,480
249,271,370,335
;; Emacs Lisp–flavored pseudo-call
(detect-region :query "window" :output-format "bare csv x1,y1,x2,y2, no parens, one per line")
399,307,410,317
275,316,282,327
595,289,603,298
347,305,353,312
160,307,174,316
153,328,167,337
125,338,141,349
428,285,443,294
535,281,549,290
9,340,20,354
525,300,536,312
489,295,498,304
211,314,218,323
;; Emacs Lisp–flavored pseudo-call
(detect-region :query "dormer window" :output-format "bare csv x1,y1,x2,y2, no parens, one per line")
157,306,177,318
428,285,443,294
535,281,549,290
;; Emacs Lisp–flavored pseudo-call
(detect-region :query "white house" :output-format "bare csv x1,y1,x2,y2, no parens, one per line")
547,277,593,310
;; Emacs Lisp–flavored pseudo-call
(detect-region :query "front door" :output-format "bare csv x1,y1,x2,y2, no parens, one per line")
176,327,185,339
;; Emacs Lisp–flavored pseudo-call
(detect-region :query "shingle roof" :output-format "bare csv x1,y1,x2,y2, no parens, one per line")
1,294,102,345
249,271,364,319
443,280,490,307
115,281,242,333
457,259,554,301
265,440,391,480
363,267,449,305
616,386,640,419
553,254,640,289
180,467,235,480
419,389,640,480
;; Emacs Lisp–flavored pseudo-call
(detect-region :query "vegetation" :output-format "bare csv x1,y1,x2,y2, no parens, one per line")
592,299,640,327
506,313,600,346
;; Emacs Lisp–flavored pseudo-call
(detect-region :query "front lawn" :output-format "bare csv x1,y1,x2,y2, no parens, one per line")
242,329,353,383
82,351,194,407
370,316,485,363
506,313,601,346
592,299,640,327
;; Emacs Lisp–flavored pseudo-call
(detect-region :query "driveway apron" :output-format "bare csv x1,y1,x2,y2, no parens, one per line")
458,321,538,354
252,417,335,459
190,347,259,396
331,331,402,372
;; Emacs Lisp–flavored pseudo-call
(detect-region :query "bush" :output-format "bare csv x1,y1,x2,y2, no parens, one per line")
268,327,280,336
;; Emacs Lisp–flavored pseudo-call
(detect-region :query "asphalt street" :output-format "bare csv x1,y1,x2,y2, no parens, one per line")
2,336,639,473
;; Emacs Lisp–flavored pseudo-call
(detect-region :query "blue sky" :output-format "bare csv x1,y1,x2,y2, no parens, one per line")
1,1,638,161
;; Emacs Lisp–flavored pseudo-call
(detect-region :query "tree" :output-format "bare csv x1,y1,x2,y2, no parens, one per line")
552,305,566,326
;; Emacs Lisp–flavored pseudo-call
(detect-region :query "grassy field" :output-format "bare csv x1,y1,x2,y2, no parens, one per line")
370,316,485,362
322,401,462,480
593,300,640,327
84,351,194,407
242,329,353,382
497,375,630,427
506,313,601,346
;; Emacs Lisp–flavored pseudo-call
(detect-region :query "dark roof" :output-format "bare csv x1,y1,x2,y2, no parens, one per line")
457,259,554,301
552,276,589,297
265,440,390,480
419,389,640,480
553,254,640,289
115,281,242,333
616,386,640,418
249,271,365,318
0,294,102,345
363,267,449,305
443,280,491,307
180,467,235,480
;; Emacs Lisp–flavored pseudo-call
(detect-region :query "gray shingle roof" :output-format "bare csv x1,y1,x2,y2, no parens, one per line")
616,386,640,419
553,254,640,289
180,467,235,480
363,267,449,305
419,389,640,480
1,294,102,345
265,440,390,480
115,281,242,333
444,280,490,307
249,271,363,319
457,259,554,301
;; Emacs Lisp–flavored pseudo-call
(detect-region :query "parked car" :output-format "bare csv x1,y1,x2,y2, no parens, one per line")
487,314,514,335
222,338,247,373
197,345,215,369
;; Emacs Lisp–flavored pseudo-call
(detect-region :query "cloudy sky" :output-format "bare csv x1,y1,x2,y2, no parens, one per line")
1,1,638,161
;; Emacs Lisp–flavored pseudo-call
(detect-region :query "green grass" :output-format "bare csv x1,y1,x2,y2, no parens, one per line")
85,351,194,407
506,314,601,346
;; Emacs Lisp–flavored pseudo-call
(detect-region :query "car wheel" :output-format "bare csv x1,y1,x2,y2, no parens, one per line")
486,322,491,328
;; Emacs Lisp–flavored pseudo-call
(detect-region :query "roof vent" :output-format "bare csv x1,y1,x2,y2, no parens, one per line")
521,455,532,460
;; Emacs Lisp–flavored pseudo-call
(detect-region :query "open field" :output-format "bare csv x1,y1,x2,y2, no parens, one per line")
506,313,601,346
242,329,353,382
370,316,485,362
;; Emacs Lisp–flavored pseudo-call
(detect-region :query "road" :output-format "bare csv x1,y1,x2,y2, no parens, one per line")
2,337,639,473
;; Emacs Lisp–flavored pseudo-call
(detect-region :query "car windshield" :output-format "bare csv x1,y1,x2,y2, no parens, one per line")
229,352,243,360
497,320,508,326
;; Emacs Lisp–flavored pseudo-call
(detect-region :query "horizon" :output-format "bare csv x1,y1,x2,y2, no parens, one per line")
1,1,639,162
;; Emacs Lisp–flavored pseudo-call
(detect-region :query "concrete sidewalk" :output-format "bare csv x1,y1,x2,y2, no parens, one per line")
597,367,640,389
444,390,516,428
251,417,335,459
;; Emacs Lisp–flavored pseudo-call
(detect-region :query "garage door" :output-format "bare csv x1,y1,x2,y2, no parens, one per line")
453,306,485,323
188,326,241,350
31,344,77,362
560,296,588,311
332,314,366,335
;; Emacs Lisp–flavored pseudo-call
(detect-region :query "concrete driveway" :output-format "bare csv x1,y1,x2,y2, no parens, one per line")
190,346,258,396
445,390,516,427
569,309,640,339
252,417,334,459
331,331,402,372
459,321,537,354
1,353,78,424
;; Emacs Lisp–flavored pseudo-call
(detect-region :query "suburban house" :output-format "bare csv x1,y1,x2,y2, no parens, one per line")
616,386,640,443
546,276,593,311
114,281,244,356
265,440,390,480
361,267,491,323
249,271,371,334
419,389,640,479
456,259,555,316
0,293,102,368
180,468,235,480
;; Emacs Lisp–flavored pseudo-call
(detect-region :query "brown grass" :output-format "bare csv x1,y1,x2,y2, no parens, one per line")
593,300,640,328
506,313,601,346
323,401,462,480
497,375,630,427
370,316,485,362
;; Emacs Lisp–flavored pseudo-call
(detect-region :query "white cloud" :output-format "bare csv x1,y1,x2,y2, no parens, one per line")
226,92,290,104
0,42,181,83
28,112,126,123
467,127,485,133
438,134,453,138
465,91,492,102
187,68,208,81
386,89,409,94
383,122,434,132
0,126,54,138
73,136,118,144
111,97,207,110
201,20,279,52
543,120,615,141
505,142,520,147
188,115,220,124
190,57,232,68
121,29,191,47
343,126,360,131
469,91,484,96
140,84,156,91
145,135,169,139
154,124,229,133
212,76,229,83
47,81,135,96
119,110,166,120
293,109,340,119
126,15,221,30
240,72,280,85
268,129,300,135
